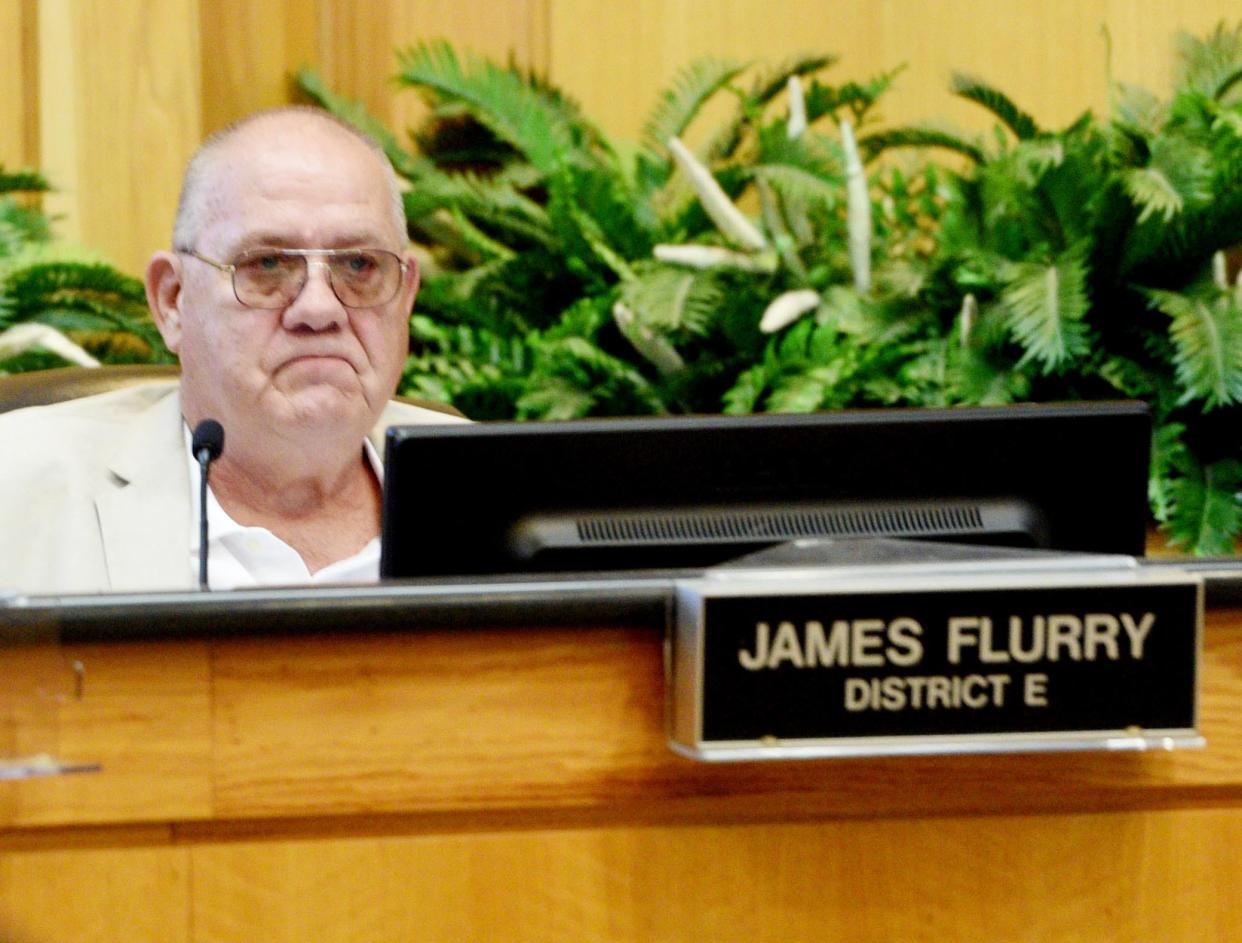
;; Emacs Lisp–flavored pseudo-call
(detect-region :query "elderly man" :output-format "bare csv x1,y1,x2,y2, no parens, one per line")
0,108,463,595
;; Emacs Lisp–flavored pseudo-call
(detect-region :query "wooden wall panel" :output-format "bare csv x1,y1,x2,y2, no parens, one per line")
198,0,319,136
0,1,38,171
0,641,213,829
0,845,190,943
185,810,1242,942
547,0,889,146
0,612,1240,833
1,808,1241,941
316,0,549,163
37,0,201,274
19,0,1242,277
547,0,1242,144
877,0,1242,134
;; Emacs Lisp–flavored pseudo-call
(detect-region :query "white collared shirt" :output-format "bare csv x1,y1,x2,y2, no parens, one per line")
184,428,382,589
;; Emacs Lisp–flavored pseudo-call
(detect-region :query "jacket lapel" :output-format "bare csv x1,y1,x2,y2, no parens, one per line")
94,388,195,591
90,393,459,592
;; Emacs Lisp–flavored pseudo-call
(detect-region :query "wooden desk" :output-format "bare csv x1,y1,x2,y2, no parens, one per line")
2,600,1241,941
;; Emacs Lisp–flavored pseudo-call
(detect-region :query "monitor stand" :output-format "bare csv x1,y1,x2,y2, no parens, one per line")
711,536,1135,574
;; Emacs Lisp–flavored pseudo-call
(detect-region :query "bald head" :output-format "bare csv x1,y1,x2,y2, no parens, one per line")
171,107,406,250
145,104,421,480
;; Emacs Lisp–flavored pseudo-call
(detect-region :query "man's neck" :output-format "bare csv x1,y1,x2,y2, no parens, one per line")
208,444,382,574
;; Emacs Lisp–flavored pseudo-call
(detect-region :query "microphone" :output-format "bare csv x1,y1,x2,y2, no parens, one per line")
191,419,225,590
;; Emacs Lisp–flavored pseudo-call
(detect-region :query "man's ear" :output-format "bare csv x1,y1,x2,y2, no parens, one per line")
145,251,184,353
402,251,421,312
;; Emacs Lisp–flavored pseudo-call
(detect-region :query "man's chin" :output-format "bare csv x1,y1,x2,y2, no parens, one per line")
273,383,372,431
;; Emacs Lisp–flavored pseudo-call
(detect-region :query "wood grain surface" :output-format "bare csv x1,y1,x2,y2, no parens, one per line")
1,609,1240,835
2,603,1241,940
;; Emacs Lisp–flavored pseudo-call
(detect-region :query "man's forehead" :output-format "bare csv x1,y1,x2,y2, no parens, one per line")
208,123,385,194
194,132,398,248
217,112,375,158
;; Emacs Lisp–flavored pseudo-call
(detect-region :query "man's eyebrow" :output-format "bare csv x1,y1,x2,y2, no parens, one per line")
229,231,394,252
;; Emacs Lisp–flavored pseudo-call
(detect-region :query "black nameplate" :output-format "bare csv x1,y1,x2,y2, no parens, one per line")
669,570,1202,759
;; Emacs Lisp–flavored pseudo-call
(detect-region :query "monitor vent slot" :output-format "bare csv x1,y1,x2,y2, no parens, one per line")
575,504,986,545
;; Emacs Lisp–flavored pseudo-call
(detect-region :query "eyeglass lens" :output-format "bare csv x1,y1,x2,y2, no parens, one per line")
233,250,402,308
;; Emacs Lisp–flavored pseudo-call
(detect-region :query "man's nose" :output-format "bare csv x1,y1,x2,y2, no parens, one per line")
282,259,346,331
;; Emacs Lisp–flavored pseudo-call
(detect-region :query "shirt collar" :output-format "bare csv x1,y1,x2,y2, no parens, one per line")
182,425,384,586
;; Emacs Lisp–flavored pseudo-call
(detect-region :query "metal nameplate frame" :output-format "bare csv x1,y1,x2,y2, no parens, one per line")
668,553,1203,761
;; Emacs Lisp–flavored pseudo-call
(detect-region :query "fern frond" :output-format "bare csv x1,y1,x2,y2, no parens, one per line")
0,258,170,363
801,67,906,127
1148,421,1188,522
445,206,517,262
951,73,1042,139
555,163,658,260
1175,22,1242,100
1121,137,1213,223
396,41,579,175
948,344,1032,405
859,126,985,164
401,314,538,417
745,54,838,108
1213,62,1242,101
402,168,553,248
1212,107,1242,138
523,334,668,417
0,168,50,195
553,189,635,279
1118,178,1242,283
698,55,836,163
1111,82,1166,136
753,129,841,179
619,264,724,336
998,249,1091,371
1120,167,1183,224
766,370,837,412
753,175,810,273
752,163,841,212
514,376,597,419
0,199,52,255
642,58,748,154
722,361,771,414
703,58,891,164
295,67,423,179
1165,453,1242,554
1009,138,1067,185
1145,287,1242,409
764,322,867,411
1,259,148,321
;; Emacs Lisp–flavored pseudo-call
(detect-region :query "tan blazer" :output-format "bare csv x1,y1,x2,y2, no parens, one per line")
0,380,465,597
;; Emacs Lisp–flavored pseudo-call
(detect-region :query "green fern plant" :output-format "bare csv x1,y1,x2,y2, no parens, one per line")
0,167,171,373
302,23,1242,553
864,24,1242,553
300,44,904,420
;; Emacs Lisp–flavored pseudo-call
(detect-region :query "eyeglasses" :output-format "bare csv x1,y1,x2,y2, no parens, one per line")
176,247,408,309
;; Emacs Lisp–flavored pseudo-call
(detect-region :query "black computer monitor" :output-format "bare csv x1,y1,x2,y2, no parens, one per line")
380,401,1152,579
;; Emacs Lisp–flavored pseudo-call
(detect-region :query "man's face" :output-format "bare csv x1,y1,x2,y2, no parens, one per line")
160,120,414,451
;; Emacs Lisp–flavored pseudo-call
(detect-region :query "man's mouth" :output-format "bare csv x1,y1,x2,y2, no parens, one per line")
282,353,353,369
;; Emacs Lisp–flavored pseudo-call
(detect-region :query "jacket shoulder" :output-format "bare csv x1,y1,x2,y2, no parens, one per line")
0,380,179,431
375,398,471,430
0,381,178,475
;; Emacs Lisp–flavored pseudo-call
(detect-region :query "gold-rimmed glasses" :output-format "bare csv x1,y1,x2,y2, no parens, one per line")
177,247,408,310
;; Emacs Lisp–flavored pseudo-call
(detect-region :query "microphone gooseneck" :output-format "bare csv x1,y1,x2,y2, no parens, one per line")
191,419,225,591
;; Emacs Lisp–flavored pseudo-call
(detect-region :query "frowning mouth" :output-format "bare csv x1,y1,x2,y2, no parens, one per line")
280,353,355,370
